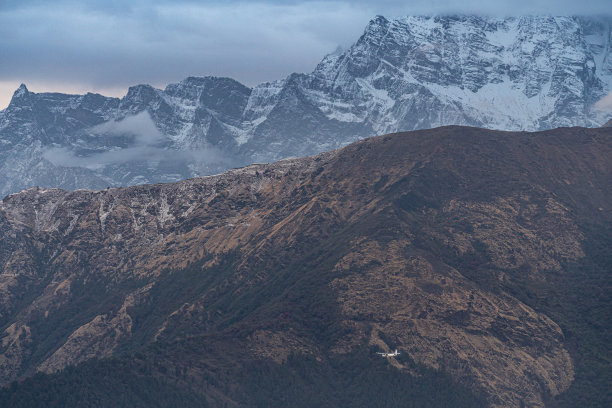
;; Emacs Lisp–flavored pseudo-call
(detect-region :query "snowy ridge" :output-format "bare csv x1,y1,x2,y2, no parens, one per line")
0,15,611,196
306,15,611,132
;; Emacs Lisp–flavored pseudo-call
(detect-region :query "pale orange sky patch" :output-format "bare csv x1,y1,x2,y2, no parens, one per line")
0,80,129,110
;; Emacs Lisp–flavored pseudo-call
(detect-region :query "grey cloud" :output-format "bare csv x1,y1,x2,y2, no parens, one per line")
594,90,612,114
42,111,229,170
43,144,228,171
0,1,373,90
1,0,611,107
90,111,165,145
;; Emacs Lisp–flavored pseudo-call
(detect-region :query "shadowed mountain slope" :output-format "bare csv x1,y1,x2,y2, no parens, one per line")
0,126,611,407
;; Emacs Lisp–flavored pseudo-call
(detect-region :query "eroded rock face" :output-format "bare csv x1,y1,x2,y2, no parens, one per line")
0,126,611,407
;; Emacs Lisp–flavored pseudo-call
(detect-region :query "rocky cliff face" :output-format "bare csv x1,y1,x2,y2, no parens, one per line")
1,126,610,407
1,15,611,196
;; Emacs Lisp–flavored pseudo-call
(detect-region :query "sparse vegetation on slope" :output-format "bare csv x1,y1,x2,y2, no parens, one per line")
0,126,610,407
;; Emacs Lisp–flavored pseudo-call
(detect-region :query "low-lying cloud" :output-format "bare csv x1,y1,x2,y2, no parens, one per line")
594,90,612,114
42,111,230,171
90,111,165,145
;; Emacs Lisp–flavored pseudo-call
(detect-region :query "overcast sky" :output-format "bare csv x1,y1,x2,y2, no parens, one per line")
1,0,610,109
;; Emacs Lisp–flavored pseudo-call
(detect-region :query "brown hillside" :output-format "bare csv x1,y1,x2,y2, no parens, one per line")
0,126,611,407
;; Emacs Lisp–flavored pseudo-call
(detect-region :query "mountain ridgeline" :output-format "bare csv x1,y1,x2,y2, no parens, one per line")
1,15,611,196
0,126,610,407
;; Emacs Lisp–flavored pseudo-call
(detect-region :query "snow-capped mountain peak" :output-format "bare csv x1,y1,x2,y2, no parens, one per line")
12,84,29,100
0,15,611,196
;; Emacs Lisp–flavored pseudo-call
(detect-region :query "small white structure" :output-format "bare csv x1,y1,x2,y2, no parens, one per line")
377,349,400,358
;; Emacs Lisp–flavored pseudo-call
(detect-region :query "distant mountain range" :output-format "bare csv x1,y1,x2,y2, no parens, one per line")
1,15,611,196
1,126,610,407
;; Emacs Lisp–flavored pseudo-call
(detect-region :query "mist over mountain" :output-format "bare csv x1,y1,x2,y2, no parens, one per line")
0,15,611,197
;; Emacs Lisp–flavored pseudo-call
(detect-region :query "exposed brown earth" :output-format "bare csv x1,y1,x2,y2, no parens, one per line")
0,126,611,407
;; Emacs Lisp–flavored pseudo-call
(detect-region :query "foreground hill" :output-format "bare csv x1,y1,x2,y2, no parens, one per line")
0,126,611,407
1,15,611,196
